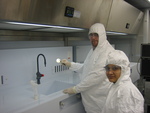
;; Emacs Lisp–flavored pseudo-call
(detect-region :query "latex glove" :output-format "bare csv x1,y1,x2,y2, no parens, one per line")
60,59,71,67
63,87,77,94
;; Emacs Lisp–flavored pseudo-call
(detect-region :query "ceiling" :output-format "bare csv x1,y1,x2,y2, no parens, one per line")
125,0,150,10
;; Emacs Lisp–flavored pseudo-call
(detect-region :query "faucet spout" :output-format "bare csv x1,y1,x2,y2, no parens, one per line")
36,54,46,84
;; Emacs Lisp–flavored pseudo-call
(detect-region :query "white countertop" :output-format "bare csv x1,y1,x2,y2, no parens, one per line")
0,83,69,113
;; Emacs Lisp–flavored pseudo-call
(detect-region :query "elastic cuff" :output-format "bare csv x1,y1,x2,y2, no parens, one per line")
73,86,77,94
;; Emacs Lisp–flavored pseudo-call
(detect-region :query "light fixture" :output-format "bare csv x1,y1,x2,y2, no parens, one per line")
106,31,127,35
148,0,150,2
5,21,84,30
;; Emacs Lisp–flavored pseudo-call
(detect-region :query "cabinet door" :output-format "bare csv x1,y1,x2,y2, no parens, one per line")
106,0,143,34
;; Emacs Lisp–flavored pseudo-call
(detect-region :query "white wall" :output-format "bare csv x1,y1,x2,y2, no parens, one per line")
0,41,64,49
0,47,75,90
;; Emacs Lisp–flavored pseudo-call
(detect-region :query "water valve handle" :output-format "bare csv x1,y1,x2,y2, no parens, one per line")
41,74,44,77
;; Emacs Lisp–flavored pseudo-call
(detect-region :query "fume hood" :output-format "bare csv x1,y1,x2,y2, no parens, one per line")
0,0,144,41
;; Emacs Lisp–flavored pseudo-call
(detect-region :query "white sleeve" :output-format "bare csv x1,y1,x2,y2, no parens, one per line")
75,69,107,93
69,62,83,71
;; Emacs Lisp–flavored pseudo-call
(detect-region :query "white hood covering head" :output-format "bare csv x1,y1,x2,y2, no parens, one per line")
106,50,130,68
89,23,107,46
106,50,131,84
102,50,144,113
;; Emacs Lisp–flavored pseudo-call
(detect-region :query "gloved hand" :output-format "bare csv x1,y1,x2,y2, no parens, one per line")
60,59,71,67
63,87,77,94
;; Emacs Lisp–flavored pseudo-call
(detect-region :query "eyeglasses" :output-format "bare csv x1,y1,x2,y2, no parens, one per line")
89,33,98,37
104,65,121,72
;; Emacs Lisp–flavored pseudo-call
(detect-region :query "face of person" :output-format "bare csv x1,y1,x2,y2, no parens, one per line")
105,64,121,83
89,33,99,50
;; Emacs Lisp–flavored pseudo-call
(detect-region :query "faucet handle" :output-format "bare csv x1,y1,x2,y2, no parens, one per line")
36,72,44,84
41,74,44,77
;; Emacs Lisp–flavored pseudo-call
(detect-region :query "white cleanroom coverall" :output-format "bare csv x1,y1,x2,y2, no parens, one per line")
102,50,144,113
69,23,115,113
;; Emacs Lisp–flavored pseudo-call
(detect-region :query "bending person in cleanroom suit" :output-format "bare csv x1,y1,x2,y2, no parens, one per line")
61,23,115,113
102,50,144,113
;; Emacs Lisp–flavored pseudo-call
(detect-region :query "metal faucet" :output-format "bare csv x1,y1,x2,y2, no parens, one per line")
36,54,46,84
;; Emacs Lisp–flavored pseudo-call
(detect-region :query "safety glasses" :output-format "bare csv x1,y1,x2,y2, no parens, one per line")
104,65,121,72
89,33,98,37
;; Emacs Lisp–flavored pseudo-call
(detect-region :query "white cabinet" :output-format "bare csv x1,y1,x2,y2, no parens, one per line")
21,94,86,113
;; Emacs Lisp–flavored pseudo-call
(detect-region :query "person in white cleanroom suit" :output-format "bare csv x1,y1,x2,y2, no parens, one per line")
102,50,144,113
61,23,115,113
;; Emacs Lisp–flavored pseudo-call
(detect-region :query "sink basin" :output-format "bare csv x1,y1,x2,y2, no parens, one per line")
30,81,75,95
